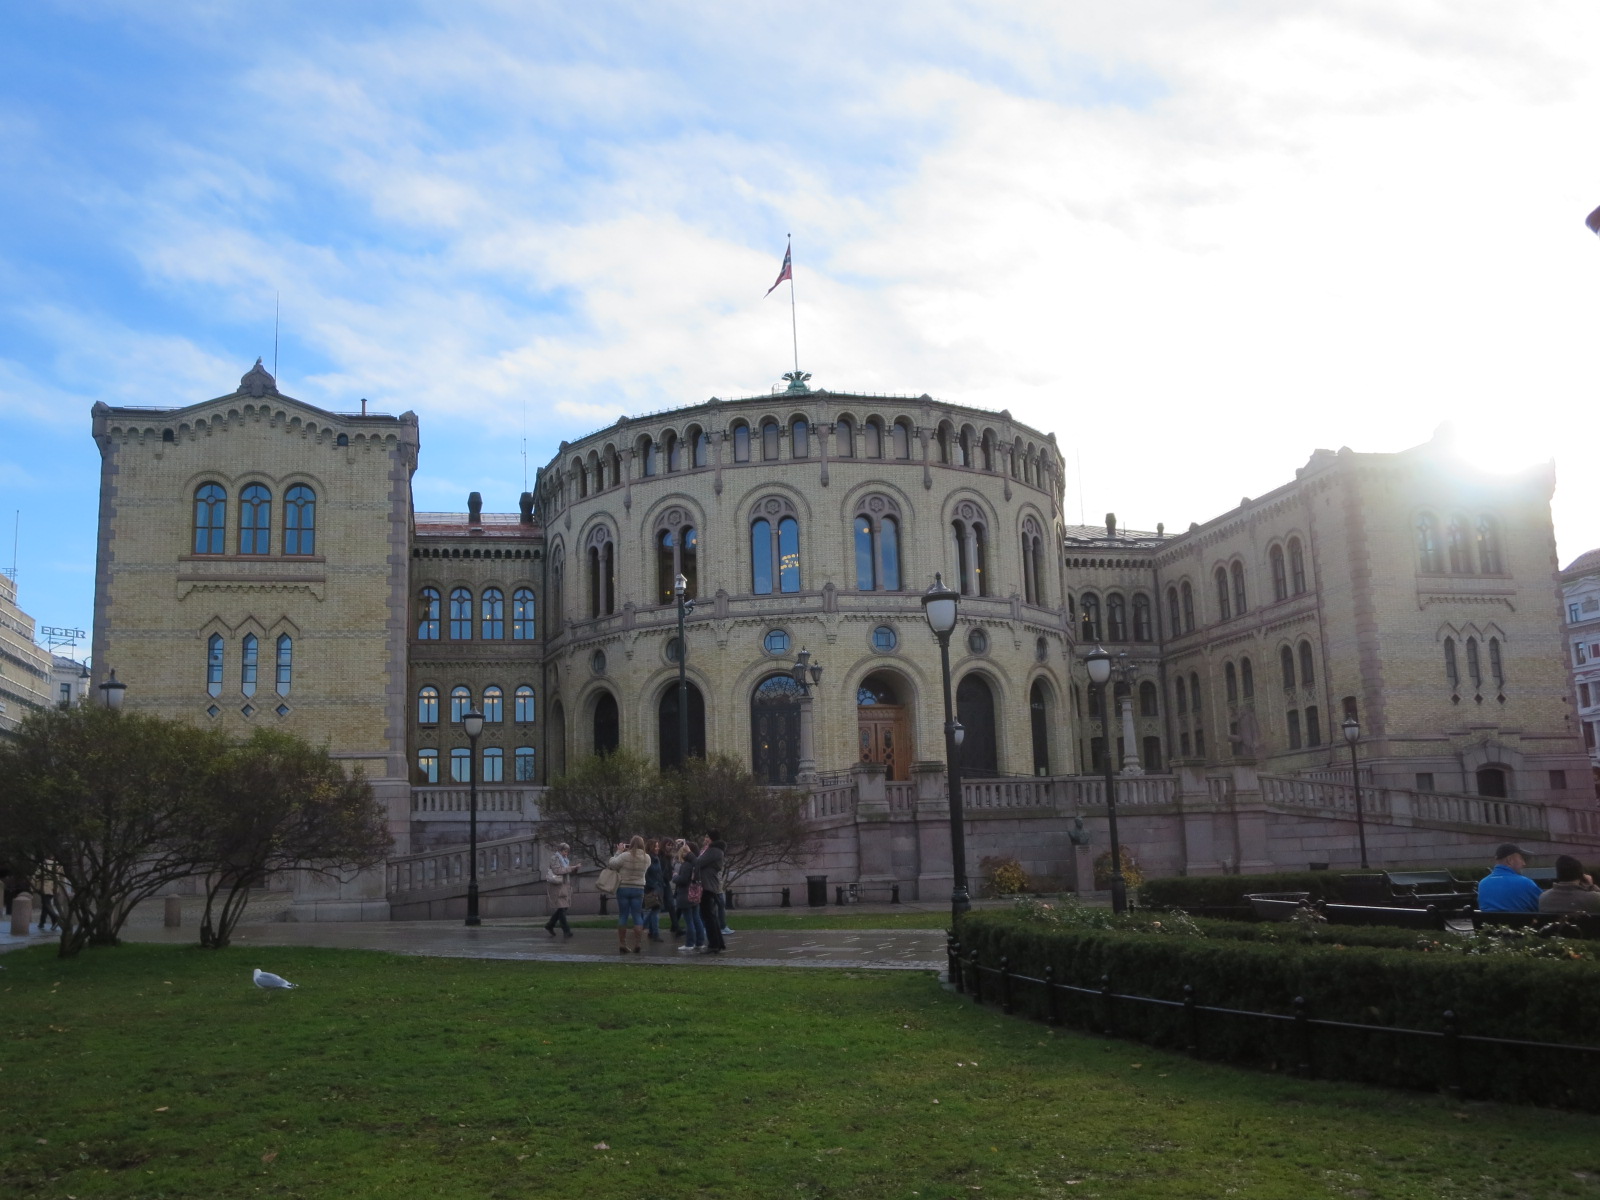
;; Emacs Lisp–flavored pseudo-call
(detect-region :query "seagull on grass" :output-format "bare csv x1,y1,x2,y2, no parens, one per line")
253,968,299,990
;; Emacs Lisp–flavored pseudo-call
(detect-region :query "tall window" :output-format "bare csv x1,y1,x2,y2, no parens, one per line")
656,521,698,604
1447,515,1473,574
1299,640,1315,687
515,746,536,782
692,427,710,467
512,588,536,639
664,431,681,472
482,685,503,723
1306,705,1322,746
777,517,800,592
980,430,995,471
1080,593,1100,641
450,747,471,783
1225,662,1238,704
1289,537,1307,593
640,435,658,476
733,424,751,462
449,588,473,639
1167,588,1181,637
1477,516,1502,573
1467,637,1482,689
514,685,535,724
762,421,780,461
1139,680,1159,718
417,587,441,640
1107,593,1127,641
863,419,883,458
1132,594,1152,642
1241,657,1255,699
1215,567,1231,621
587,528,616,617
959,426,974,467
207,633,224,697
1181,582,1195,633
241,634,258,697
792,418,809,458
937,423,953,464
481,588,504,639
450,685,471,723
276,634,292,695
1190,672,1202,717
1021,518,1045,605
1270,545,1287,601
417,748,439,784
1489,637,1504,688
1231,561,1247,615
1280,645,1296,690
550,546,564,629
239,484,272,554
482,748,504,783
418,686,439,724
194,484,227,554
835,417,855,457
1175,676,1188,714
751,507,802,594
284,485,316,554
1418,513,1442,572
1445,638,1459,689
951,512,988,596
854,507,901,591
891,420,911,459
1287,710,1302,750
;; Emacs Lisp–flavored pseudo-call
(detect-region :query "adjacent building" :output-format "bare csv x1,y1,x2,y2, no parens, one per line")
1560,547,1600,792
0,572,54,734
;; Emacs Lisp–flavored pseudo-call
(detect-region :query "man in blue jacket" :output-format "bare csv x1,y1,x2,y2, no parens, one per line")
1477,844,1542,912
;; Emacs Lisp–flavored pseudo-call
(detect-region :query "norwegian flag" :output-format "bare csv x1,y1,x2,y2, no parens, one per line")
765,241,792,296
1587,205,1600,238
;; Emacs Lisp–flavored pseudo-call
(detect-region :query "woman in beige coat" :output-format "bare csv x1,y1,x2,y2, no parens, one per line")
544,842,577,938
608,835,653,953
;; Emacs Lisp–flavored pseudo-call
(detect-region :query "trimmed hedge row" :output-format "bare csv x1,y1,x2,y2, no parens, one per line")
1140,865,1491,910
954,909,1600,1110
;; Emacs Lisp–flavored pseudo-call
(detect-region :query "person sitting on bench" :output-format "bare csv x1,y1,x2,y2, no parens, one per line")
1538,855,1600,915
1477,844,1541,913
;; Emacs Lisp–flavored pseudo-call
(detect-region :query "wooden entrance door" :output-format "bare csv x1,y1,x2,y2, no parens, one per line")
858,705,909,781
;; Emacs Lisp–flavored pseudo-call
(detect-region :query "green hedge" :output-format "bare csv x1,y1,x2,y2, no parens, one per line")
953,909,1600,1110
1140,865,1492,910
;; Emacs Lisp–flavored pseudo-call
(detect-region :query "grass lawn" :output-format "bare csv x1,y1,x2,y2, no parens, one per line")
570,910,954,931
2,945,1598,1200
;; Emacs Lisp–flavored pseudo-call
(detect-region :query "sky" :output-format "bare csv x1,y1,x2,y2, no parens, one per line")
2,1,1598,661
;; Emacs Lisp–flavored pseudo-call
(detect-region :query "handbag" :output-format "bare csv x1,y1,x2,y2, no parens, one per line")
644,890,662,911
687,882,704,905
596,867,619,896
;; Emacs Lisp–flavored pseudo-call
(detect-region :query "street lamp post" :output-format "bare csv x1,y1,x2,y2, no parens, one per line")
1084,646,1127,914
99,669,126,710
463,708,485,926
1341,716,1370,869
922,574,970,924
672,572,697,830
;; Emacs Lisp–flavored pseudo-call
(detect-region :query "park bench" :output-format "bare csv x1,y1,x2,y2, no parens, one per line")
1338,871,1475,909
1321,903,1448,930
1245,892,1315,922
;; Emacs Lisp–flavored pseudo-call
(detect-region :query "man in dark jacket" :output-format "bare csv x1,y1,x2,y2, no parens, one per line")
693,832,726,954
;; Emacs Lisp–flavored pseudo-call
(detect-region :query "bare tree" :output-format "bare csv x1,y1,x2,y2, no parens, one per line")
651,755,813,884
540,750,664,868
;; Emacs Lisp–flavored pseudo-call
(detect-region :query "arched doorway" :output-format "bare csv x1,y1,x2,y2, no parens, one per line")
751,674,804,785
957,674,999,777
658,681,706,771
857,671,911,781
1476,765,1509,798
592,691,619,756
1029,679,1050,776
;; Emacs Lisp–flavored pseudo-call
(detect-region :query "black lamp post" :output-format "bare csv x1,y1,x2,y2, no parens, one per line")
463,707,485,926
790,646,823,692
922,574,970,924
1084,645,1127,913
99,669,126,711
672,571,697,830
1341,715,1370,869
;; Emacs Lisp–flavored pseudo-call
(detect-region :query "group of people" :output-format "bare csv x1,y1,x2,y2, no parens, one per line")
542,832,734,955
1477,843,1600,914
0,860,64,931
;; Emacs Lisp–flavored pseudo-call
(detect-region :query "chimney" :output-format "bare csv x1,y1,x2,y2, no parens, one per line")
519,492,534,525
1105,512,1117,538
467,492,483,526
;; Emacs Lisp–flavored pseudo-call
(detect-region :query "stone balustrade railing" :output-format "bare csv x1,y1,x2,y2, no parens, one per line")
807,780,856,820
885,782,917,811
1259,774,1548,835
411,785,544,821
387,833,542,898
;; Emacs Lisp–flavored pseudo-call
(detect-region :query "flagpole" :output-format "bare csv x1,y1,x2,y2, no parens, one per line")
787,234,799,375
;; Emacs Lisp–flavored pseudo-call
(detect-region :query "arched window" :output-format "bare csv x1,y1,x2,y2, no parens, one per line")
241,634,258,697
573,457,588,498
1021,517,1045,605
959,425,975,468
418,686,439,724
513,588,536,639
956,673,998,776
449,588,473,639
733,423,751,463
750,502,802,595
640,435,658,477
854,501,902,592
751,673,804,784
761,420,781,461
1490,637,1504,688
1288,537,1307,593
207,633,224,697
193,483,227,555
587,527,616,617
752,518,773,593
275,634,292,695
1299,641,1315,687
1270,545,1287,602
1225,662,1238,704
1241,656,1254,699
1132,594,1152,642
981,430,995,472
450,747,471,783
481,747,504,783
1166,588,1181,637
937,423,953,464
417,748,439,784
664,431,681,472
692,427,710,468
1215,567,1231,621
450,686,471,723
1175,676,1188,714
1466,637,1482,689
1445,637,1459,690
417,587,441,640
792,418,810,458
1139,680,1159,718
550,545,564,629
835,417,855,457
1231,561,1247,615
1417,513,1442,572
863,419,883,458
655,513,698,605
950,504,988,596
1080,593,1100,641
659,680,708,770
480,587,504,639
515,746,537,782
1190,672,1202,718
1447,515,1473,574
284,485,316,555
1306,706,1321,747
1030,679,1050,775
514,685,535,723
1477,516,1502,574
1280,645,1296,690
1181,582,1195,633
239,484,272,554
1107,593,1127,641
778,516,800,592
891,420,912,459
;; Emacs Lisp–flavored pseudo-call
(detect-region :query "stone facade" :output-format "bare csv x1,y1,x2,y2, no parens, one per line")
1560,547,1600,790
0,572,53,734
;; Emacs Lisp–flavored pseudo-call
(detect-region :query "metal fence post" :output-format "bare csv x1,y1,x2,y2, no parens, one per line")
1044,965,1061,1026
1100,974,1114,1037
1183,984,1199,1055
1442,1010,1462,1098
891,882,901,904
1293,996,1314,1079
969,952,982,1005
781,886,791,908
948,938,963,993
999,956,1013,1015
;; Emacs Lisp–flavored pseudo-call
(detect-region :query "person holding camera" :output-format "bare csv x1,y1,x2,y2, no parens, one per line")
692,831,726,955
608,835,653,954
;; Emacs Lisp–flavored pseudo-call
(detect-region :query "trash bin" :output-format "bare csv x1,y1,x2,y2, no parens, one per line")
806,875,828,908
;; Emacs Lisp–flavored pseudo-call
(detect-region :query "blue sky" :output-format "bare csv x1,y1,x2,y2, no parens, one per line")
4,1,1599,658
